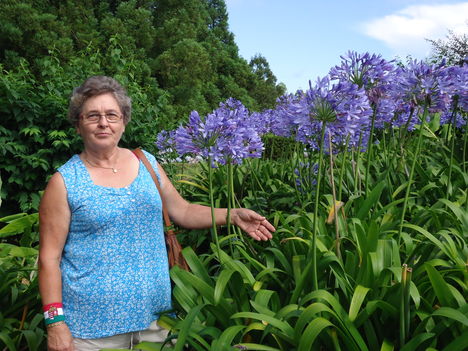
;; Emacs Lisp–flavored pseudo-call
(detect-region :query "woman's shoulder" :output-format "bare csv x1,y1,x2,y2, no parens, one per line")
56,155,86,187
57,154,81,172
135,148,159,168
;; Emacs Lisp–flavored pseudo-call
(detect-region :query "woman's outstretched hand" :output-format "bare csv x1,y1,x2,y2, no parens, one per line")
230,208,275,241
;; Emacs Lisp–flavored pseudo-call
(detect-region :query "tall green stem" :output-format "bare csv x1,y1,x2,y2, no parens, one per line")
397,105,429,247
208,157,221,262
382,126,395,197
399,264,412,348
463,122,467,174
463,123,468,213
226,161,234,255
311,122,327,291
446,101,459,199
353,134,363,195
338,135,350,202
328,133,341,259
364,109,377,197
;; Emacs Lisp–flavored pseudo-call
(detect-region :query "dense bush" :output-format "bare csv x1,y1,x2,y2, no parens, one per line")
0,41,172,213
0,212,43,351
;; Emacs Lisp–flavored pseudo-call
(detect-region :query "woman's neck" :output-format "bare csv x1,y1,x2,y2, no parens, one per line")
82,146,120,164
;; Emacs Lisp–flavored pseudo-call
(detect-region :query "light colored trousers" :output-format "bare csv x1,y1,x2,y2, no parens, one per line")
73,320,171,350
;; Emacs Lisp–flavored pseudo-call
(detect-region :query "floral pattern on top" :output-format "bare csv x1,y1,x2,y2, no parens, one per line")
58,150,172,339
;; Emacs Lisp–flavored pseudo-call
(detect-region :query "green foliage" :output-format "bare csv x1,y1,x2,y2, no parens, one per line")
160,119,467,350
249,55,287,109
0,41,171,213
1,1,466,349
0,212,44,351
0,0,285,211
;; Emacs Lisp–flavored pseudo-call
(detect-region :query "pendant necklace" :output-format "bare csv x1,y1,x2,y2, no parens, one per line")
84,153,119,173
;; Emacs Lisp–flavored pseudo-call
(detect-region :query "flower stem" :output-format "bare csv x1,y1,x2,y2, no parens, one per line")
353,134,363,195
208,157,222,262
311,121,327,291
463,122,467,174
397,104,429,247
446,102,458,199
226,161,234,255
338,135,350,202
328,133,341,260
364,108,377,197
399,264,412,348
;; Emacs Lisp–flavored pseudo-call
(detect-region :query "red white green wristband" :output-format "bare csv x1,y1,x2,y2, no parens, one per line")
43,302,65,326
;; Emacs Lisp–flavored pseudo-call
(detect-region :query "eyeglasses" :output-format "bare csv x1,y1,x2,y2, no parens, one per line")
82,112,123,123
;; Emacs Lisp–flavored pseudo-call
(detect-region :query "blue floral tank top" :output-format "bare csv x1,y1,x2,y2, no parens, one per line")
58,150,172,339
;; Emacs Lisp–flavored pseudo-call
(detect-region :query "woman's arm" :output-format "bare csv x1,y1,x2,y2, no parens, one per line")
158,164,275,241
38,172,74,351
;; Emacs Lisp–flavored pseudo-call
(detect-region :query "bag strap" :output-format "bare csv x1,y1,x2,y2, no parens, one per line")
133,148,190,271
132,148,172,229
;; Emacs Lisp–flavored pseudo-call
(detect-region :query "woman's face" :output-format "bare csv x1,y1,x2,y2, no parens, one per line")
76,93,126,151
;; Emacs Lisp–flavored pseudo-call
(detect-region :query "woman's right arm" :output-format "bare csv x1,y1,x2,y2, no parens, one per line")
38,172,74,351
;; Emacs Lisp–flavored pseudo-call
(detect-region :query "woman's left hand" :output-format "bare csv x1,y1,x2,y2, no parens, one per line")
230,209,275,241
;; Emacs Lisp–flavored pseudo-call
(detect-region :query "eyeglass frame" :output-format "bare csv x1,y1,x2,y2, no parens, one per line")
81,111,123,123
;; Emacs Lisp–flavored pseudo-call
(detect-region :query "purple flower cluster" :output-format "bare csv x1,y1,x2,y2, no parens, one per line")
269,94,301,138
263,53,467,150
294,162,318,193
289,76,372,151
438,64,468,128
155,129,181,162
173,98,263,166
155,52,467,160
329,51,398,129
388,60,448,129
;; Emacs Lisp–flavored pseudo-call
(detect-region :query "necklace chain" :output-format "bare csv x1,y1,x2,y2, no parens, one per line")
84,156,119,173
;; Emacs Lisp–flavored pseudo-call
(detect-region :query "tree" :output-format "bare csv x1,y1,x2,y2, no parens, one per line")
0,41,172,214
0,0,286,211
248,54,286,109
427,27,468,65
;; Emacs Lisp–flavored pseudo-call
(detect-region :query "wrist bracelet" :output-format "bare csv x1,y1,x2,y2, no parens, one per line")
43,302,65,325
46,320,66,329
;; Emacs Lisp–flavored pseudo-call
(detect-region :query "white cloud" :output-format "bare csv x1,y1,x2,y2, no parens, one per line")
361,2,468,57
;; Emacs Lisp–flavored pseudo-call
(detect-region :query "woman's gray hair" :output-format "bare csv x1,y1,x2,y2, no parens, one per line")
68,76,132,125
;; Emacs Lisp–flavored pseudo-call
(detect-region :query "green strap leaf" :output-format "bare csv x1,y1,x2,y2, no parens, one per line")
213,268,235,305
441,330,468,351
380,339,394,351
212,325,245,350
298,317,334,351
349,285,370,322
231,311,294,339
173,304,206,351
432,307,468,326
424,263,457,308
235,343,281,351
400,333,435,351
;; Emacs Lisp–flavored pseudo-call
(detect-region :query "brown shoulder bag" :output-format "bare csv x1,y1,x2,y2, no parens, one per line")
133,148,190,271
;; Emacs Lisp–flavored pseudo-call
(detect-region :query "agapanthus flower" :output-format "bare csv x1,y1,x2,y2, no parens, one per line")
156,129,176,151
175,98,263,166
294,162,318,193
329,51,398,129
250,110,272,136
291,76,372,151
269,93,300,138
439,111,467,128
388,59,449,130
438,64,468,128
155,129,181,162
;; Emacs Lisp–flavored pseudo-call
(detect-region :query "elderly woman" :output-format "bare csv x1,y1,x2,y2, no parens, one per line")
38,76,275,351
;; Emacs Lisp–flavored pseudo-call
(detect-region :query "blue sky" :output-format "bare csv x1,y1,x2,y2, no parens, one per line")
225,0,468,93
